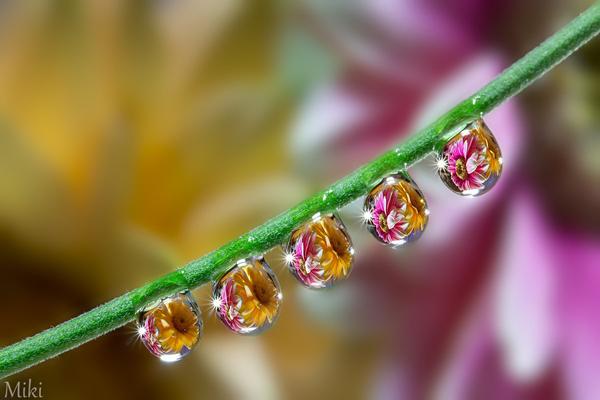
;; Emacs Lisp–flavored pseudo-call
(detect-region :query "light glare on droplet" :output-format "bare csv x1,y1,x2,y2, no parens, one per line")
137,326,147,337
211,296,223,311
283,252,296,265
361,209,373,223
434,154,448,172
311,212,322,222
160,354,182,363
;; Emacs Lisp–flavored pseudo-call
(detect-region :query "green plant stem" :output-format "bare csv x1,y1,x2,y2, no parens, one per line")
1,2,599,380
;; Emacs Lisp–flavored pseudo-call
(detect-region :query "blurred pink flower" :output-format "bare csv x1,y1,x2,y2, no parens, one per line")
289,1,600,399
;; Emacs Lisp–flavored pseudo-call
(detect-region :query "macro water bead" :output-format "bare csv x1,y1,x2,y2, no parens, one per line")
137,291,202,362
363,173,429,246
437,119,503,196
213,257,282,334
285,213,355,289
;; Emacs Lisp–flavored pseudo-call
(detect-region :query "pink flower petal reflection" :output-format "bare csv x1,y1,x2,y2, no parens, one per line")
446,134,489,191
372,187,409,244
293,230,324,286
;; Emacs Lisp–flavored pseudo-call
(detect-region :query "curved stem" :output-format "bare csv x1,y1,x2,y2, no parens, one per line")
2,2,599,380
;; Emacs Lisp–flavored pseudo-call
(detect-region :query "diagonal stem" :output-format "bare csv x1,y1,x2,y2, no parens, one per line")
1,2,599,380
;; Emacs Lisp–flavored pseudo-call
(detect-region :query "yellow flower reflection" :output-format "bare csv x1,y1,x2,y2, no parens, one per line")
150,296,200,353
473,120,503,176
395,180,428,236
233,262,280,328
313,216,353,280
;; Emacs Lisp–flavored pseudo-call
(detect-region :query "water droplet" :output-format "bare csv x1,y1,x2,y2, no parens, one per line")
137,291,202,362
213,257,282,334
437,118,502,196
363,172,428,247
285,214,354,289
